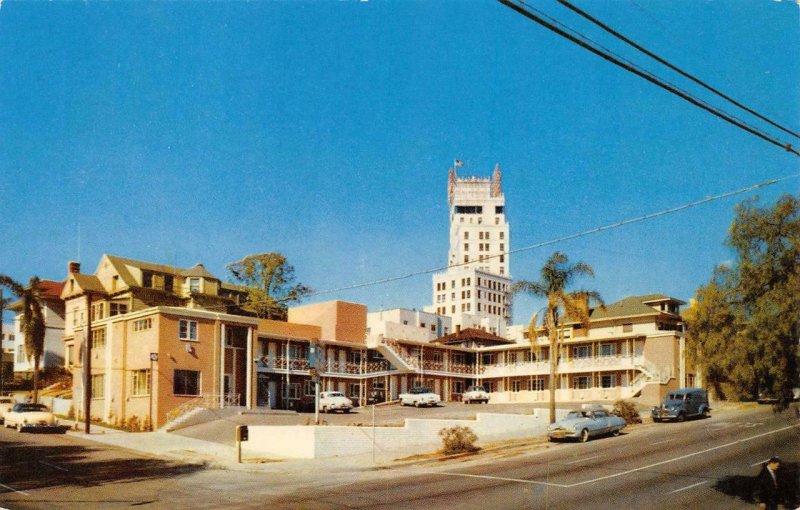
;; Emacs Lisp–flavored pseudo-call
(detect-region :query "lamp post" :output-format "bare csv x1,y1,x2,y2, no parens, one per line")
149,352,158,430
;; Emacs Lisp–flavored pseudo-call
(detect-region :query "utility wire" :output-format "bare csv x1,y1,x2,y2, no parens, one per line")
557,0,800,140
496,0,800,156
307,172,800,298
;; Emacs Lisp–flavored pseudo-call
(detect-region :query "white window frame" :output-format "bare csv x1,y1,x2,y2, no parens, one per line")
179,320,198,342
131,369,151,397
599,343,616,357
304,380,316,397
573,376,591,390
600,374,616,388
91,374,105,399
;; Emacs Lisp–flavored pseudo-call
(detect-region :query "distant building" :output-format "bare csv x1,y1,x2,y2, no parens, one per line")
7,280,65,374
427,164,511,336
1,322,15,381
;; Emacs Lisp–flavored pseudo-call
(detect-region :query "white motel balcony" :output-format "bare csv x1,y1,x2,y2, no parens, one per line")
481,355,645,378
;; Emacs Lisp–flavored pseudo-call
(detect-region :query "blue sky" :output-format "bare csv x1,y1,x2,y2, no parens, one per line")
1,0,798,324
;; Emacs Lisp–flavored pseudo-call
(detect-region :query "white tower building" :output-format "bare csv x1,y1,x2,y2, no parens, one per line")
427,163,512,336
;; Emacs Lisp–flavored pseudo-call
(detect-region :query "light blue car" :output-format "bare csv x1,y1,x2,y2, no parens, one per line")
547,409,626,442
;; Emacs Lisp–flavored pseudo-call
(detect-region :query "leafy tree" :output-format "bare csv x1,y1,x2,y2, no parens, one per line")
227,253,312,320
512,252,603,423
687,194,799,409
0,275,46,402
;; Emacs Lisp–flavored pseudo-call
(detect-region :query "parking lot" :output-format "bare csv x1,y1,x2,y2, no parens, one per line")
173,400,648,446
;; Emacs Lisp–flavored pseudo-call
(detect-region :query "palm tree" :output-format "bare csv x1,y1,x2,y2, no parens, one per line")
0,275,46,403
512,252,603,424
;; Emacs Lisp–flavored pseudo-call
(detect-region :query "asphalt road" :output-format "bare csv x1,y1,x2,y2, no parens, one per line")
280,405,800,510
1,404,797,509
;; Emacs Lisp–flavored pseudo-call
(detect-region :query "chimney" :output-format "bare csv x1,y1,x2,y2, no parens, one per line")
68,261,81,274
455,324,461,334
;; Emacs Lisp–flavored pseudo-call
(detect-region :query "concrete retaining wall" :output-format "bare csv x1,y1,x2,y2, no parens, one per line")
242,409,572,459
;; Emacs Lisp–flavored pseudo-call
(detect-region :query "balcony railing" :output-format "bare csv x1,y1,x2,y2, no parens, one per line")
325,360,392,375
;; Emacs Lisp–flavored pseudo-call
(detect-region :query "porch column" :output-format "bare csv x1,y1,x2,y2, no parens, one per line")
219,324,226,408
246,326,253,409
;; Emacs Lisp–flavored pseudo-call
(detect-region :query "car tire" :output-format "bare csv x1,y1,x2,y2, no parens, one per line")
702,409,710,419
580,429,590,443
414,401,421,408
344,408,350,414
612,428,620,437
547,436,554,442
16,423,23,433
653,418,661,423
677,413,686,422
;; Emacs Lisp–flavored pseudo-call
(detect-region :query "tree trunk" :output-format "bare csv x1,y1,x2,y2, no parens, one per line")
548,309,558,424
32,354,40,403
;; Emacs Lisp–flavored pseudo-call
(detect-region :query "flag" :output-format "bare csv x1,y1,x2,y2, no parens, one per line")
454,160,464,167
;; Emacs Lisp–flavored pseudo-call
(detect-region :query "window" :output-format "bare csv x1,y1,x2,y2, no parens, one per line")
601,375,616,388
599,344,616,357
189,278,201,293
511,380,522,392
92,328,106,350
420,322,426,329
16,346,25,363
91,374,105,399
348,383,361,399
464,243,469,251
173,370,201,396
284,382,300,400
464,255,469,263
453,381,464,394
164,275,174,293
179,320,198,341
111,275,119,291
304,380,316,397
134,318,152,331
573,376,591,389
500,232,505,240
495,206,504,214
528,378,545,391
573,345,590,358
142,271,153,288
623,323,633,333
66,344,74,367
464,232,469,240
110,302,128,316
479,232,484,240
131,369,151,396
432,351,443,363
90,303,105,321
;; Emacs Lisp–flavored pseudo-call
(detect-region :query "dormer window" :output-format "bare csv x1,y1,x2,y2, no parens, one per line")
189,278,201,293
164,275,174,293
142,272,153,288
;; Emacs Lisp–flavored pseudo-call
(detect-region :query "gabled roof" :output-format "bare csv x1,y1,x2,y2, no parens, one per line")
104,255,220,285
7,279,65,310
432,327,514,346
587,294,683,321
71,274,107,295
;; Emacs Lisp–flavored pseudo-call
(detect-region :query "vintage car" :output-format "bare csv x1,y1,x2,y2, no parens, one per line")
547,409,626,442
399,387,441,407
318,391,354,413
463,385,490,404
3,403,63,432
652,388,710,422
0,396,16,423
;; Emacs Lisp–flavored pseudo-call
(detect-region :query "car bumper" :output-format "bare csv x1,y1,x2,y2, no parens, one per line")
651,410,680,420
547,429,579,439
20,423,62,431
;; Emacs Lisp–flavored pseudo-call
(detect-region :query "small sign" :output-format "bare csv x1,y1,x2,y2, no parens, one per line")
150,353,158,362
237,425,249,442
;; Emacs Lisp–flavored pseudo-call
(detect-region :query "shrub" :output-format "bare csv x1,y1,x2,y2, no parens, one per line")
438,425,479,455
612,400,642,424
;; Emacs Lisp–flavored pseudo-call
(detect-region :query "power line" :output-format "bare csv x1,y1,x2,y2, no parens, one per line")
307,172,800,298
557,0,800,140
496,0,800,157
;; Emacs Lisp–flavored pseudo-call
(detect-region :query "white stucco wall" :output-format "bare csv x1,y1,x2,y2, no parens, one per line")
241,410,571,460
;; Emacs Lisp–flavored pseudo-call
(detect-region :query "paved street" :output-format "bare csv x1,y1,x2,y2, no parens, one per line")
0,404,797,509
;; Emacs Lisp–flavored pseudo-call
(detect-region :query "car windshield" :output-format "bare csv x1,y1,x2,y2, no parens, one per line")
327,392,344,397
566,411,588,419
411,387,432,394
467,386,485,392
15,403,48,412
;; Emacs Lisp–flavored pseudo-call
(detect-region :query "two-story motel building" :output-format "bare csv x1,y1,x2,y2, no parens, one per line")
59,254,692,429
